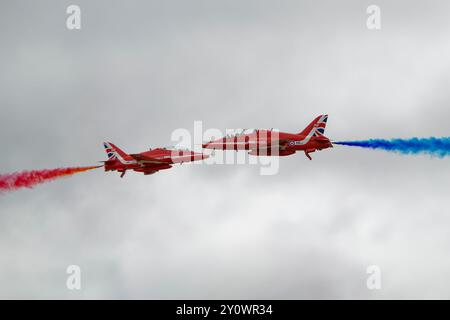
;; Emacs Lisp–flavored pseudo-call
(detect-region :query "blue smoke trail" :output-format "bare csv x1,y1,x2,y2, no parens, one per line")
334,137,450,157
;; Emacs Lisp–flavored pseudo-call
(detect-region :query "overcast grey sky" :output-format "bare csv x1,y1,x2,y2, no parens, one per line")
1,0,450,299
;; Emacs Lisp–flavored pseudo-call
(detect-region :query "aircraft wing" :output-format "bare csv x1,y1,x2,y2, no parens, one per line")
248,139,291,152
129,154,167,164
276,139,291,151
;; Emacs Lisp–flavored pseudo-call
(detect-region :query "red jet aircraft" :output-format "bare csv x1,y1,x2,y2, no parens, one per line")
102,142,209,177
202,115,332,160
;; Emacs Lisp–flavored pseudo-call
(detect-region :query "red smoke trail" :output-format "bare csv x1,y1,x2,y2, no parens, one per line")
0,166,101,192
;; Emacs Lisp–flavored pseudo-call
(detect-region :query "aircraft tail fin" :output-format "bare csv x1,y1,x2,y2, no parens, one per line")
103,142,133,161
298,115,328,137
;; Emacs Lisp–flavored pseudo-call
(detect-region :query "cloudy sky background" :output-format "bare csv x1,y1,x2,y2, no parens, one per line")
1,0,450,299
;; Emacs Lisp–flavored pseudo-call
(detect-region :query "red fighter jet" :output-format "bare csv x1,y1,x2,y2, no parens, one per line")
202,115,333,160
102,142,209,177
